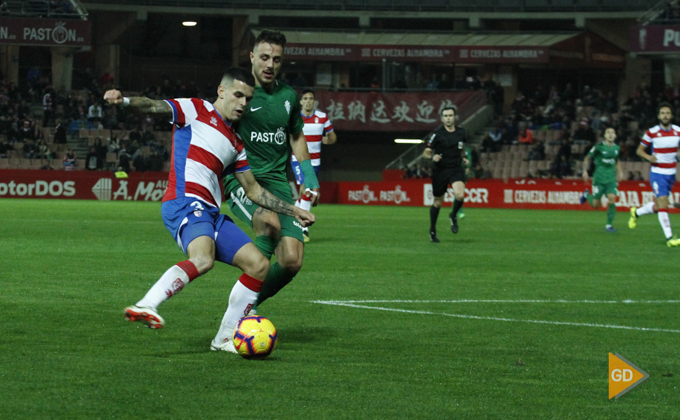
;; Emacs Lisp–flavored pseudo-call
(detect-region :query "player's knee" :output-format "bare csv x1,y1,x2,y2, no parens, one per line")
453,191,465,201
248,254,270,280
278,252,302,274
190,254,214,274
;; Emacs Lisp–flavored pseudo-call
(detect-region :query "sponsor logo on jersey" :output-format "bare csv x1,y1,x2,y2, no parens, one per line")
210,116,218,127
250,127,287,145
285,100,291,115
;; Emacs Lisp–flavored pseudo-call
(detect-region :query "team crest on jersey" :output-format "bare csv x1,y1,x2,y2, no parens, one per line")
275,127,286,145
285,100,291,115
210,116,218,127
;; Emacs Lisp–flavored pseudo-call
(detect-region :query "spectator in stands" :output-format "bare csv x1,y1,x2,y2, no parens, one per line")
557,137,572,161
148,150,164,172
633,170,644,181
438,74,452,90
528,140,545,161
518,127,533,144
573,118,595,144
42,88,53,126
117,151,130,174
88,101,102,122
108,136,121,154
481,132,495,153
37,139,54,165
128,127,142,144
63,149,77,170
142,127,156,145
53,119,66,144
0,139,12,157
20,120,34,140
85,146,100,171
489,126,503,151
94,137,107,170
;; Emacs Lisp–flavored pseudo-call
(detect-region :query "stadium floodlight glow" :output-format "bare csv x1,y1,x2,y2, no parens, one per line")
394,139,423,144
182,21,197,27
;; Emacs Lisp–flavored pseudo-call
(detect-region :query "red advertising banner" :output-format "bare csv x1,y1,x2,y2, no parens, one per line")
335,178,679,212
285,44,548,64
0,17,91,47
312,91,487,132
0,170,168,201
630,25,680,53
2,171,676,214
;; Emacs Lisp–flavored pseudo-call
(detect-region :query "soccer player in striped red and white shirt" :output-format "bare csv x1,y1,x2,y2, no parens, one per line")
291,89,337,241
630,102,680,247
103,67,314,353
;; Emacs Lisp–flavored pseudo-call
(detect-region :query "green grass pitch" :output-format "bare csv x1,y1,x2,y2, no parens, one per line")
1,199,678,419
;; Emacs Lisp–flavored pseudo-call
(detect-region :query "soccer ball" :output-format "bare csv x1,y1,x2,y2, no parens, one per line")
233,315,278,359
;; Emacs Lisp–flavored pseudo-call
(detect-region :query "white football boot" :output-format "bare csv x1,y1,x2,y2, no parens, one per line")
124,305,165,329
210,338,237,354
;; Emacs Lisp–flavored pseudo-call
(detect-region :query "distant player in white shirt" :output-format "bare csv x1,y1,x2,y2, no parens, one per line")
291,89,337,242
629,102,680,247
103,67,314,353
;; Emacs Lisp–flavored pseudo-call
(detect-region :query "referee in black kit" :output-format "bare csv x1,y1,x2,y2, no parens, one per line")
422,106,469,243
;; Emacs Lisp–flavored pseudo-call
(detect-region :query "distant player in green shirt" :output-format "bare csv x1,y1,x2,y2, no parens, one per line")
580,127,624,232
224,29,320,311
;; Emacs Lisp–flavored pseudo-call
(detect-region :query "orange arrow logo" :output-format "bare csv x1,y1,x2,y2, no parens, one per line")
609,353,649,399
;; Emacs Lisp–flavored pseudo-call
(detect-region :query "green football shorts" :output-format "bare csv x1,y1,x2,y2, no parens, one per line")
224,177,304,243
591,180,618,200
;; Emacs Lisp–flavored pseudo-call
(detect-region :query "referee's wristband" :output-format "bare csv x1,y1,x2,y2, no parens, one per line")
300,160,319,189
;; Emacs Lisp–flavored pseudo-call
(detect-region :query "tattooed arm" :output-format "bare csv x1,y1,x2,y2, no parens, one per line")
234,170,315,227
103,89,173,117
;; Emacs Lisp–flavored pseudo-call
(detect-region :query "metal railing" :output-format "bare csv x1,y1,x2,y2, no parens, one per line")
82,0,657,12
0,0,86,18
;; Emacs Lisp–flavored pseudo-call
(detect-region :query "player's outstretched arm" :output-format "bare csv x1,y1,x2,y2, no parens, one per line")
103,89,172,117
290,131,320,206
235,170,315,227
582,156,590,181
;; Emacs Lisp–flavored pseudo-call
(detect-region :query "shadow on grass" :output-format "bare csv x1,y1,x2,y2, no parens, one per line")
278,326,337,344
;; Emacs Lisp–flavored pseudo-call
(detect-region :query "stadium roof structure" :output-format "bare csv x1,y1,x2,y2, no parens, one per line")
275,30,580,47
267,29,625,68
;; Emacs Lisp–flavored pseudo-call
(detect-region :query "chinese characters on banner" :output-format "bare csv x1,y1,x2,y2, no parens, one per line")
312,91,487,132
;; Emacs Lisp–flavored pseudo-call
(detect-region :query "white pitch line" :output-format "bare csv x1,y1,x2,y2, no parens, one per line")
314,299,680,304
312,301,680,334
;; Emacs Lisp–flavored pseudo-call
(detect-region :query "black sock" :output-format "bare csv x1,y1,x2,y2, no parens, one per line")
452,199,464,218
430,205,440,232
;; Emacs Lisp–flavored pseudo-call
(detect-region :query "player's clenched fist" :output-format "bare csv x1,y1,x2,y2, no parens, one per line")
103,89,124,105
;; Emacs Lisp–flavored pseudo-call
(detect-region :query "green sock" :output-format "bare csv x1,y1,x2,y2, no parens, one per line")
256,262,295,306
606,203,616,225
254,235,277,260
586,192,594,207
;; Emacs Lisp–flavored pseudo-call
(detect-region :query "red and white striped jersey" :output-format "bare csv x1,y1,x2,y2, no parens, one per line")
641,124,680,175
292,110,333,167
162,98,250,208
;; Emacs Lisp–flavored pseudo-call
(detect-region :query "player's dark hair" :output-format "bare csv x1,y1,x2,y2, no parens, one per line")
657,101,673,115
222,67,255,87
301,89,314,97
254,29,287,50
440,105,457,116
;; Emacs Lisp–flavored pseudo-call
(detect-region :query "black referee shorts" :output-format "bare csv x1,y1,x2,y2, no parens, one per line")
431,167,466,197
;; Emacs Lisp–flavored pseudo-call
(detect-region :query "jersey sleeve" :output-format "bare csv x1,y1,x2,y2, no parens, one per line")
587,145,597,158
164,98,201,127
289,94,305,135
233,135,250,174
641,130,653,147
323,118,334,134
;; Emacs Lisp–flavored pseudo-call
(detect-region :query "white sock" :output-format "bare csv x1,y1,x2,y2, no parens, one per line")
658,210,673,239
636,201,656,217
136,261,198,310
213,274,262,345
298,192,312,212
